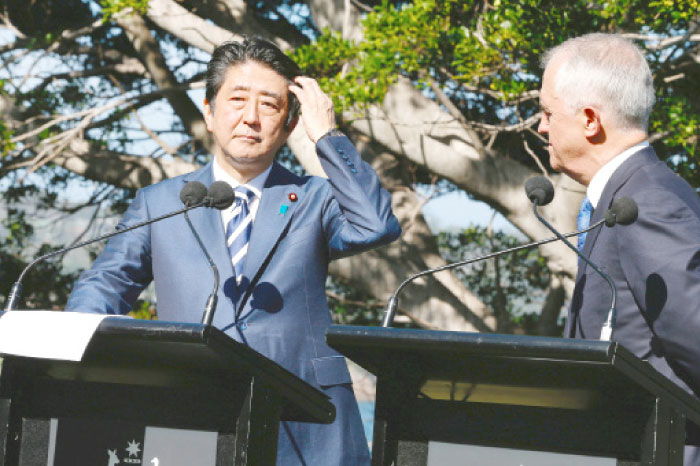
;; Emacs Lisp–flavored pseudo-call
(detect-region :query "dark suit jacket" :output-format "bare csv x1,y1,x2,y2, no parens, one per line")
67,134,401,465
567,146,700,452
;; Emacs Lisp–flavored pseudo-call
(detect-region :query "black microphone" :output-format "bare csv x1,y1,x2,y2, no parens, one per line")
205,181,236,209
180,181,208,206
524,175,637,341
4,181,214,312
604,196,638,227
380,201,630,328
181,181,235,328
524,176,555,206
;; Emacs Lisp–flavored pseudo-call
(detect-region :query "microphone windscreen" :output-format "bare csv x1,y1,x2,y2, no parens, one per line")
605,197,638,226
180,181,208,206
524,176,555,206
207,181,235,210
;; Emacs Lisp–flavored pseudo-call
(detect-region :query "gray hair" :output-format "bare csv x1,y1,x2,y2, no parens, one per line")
541,33,655,131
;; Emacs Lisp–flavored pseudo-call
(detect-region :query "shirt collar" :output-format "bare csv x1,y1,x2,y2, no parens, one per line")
587,140,649,208
212,157,271,199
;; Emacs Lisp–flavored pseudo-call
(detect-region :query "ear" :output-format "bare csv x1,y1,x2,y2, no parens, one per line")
582,106,602,139
203,98,214,132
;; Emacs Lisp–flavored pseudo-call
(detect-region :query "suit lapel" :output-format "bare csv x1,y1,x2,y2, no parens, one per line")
569,147,657,337
237,162,301,309
577,147,659,278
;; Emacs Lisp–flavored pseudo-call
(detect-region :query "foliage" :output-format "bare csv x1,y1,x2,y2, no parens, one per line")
437,225,559,334
0,207,81,309
326,277,414,328
128,299,157,319
326,277,383,326
293,0,699,180
326,223,557,333
0,0,697,330
99,0,150,21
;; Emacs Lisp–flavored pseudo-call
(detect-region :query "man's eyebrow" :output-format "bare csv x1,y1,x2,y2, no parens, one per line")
260,90,283,101
230,85,282,101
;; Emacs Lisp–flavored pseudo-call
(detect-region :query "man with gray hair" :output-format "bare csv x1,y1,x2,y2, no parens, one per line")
539,33,700,464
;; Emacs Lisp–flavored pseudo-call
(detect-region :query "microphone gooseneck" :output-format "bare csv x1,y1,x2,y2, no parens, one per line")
524,176,636,341
3,182,224,312
193,181,234,328
381,216,610,328
530,198,618,340
381,181,638,332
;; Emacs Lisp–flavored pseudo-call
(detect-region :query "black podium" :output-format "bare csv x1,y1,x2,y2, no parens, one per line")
326,325,700,466
0,315,335,466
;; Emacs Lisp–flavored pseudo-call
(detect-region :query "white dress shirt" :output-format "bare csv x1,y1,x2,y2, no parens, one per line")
587,140,650,208
212,158,271,228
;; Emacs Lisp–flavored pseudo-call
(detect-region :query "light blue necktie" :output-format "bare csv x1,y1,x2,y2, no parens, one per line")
576,196,594,251
226,186,255,284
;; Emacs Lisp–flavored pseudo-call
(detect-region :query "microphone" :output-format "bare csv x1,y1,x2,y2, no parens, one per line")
524,175,637,341
180,181,208,206
181,181,235,327
604,196,637,227
524,176,555,206
204,181,235,209
380,199,632,328
3,181,225,312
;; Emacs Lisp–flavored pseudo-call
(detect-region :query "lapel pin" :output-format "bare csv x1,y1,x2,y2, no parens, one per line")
279,204,289,215
288,192,298,202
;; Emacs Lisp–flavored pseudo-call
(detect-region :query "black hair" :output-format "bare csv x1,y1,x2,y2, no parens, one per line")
205,36,302,129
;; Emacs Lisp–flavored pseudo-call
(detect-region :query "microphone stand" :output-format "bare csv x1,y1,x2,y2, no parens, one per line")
183,211,220,327
381,217,608,328
530,200,617,340
4,201,207,312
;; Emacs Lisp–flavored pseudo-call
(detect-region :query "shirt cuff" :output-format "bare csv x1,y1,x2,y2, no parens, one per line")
317,128,345,142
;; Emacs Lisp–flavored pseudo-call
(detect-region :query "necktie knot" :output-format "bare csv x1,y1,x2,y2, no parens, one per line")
234,186,255,204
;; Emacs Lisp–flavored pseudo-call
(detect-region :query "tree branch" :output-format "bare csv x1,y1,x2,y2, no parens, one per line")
116,12,212,152
622,32,700,50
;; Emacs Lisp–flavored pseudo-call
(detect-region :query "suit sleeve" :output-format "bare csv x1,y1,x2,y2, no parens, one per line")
617,187,700,389
65,188,154,314
314,134,401,260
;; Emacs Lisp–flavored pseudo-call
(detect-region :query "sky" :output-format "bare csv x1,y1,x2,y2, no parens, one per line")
423,191,520,236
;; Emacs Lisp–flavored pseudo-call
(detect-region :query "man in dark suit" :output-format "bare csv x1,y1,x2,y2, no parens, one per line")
538,33,700,464
66,37,401,465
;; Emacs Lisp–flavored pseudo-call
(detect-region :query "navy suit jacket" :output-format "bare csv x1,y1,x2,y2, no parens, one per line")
67,134,401,465
567,147,700,451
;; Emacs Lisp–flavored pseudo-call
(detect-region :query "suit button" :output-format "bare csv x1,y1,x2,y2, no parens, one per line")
351,168,358,173
238,322,247,331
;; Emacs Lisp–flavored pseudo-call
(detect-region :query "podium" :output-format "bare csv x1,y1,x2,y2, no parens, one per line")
0,315,335,466
326,325,700,466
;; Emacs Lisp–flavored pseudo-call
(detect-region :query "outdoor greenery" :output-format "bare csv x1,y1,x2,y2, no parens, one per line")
0,0,697,334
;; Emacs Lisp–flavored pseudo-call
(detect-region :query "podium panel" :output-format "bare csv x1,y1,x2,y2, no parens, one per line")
326,326,700,466
0,315,335,466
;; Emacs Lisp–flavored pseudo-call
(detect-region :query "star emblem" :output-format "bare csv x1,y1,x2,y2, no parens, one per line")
126,439,141,457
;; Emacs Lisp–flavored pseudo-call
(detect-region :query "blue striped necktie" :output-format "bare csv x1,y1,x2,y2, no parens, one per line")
226,186,255,284
577,196,594,252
